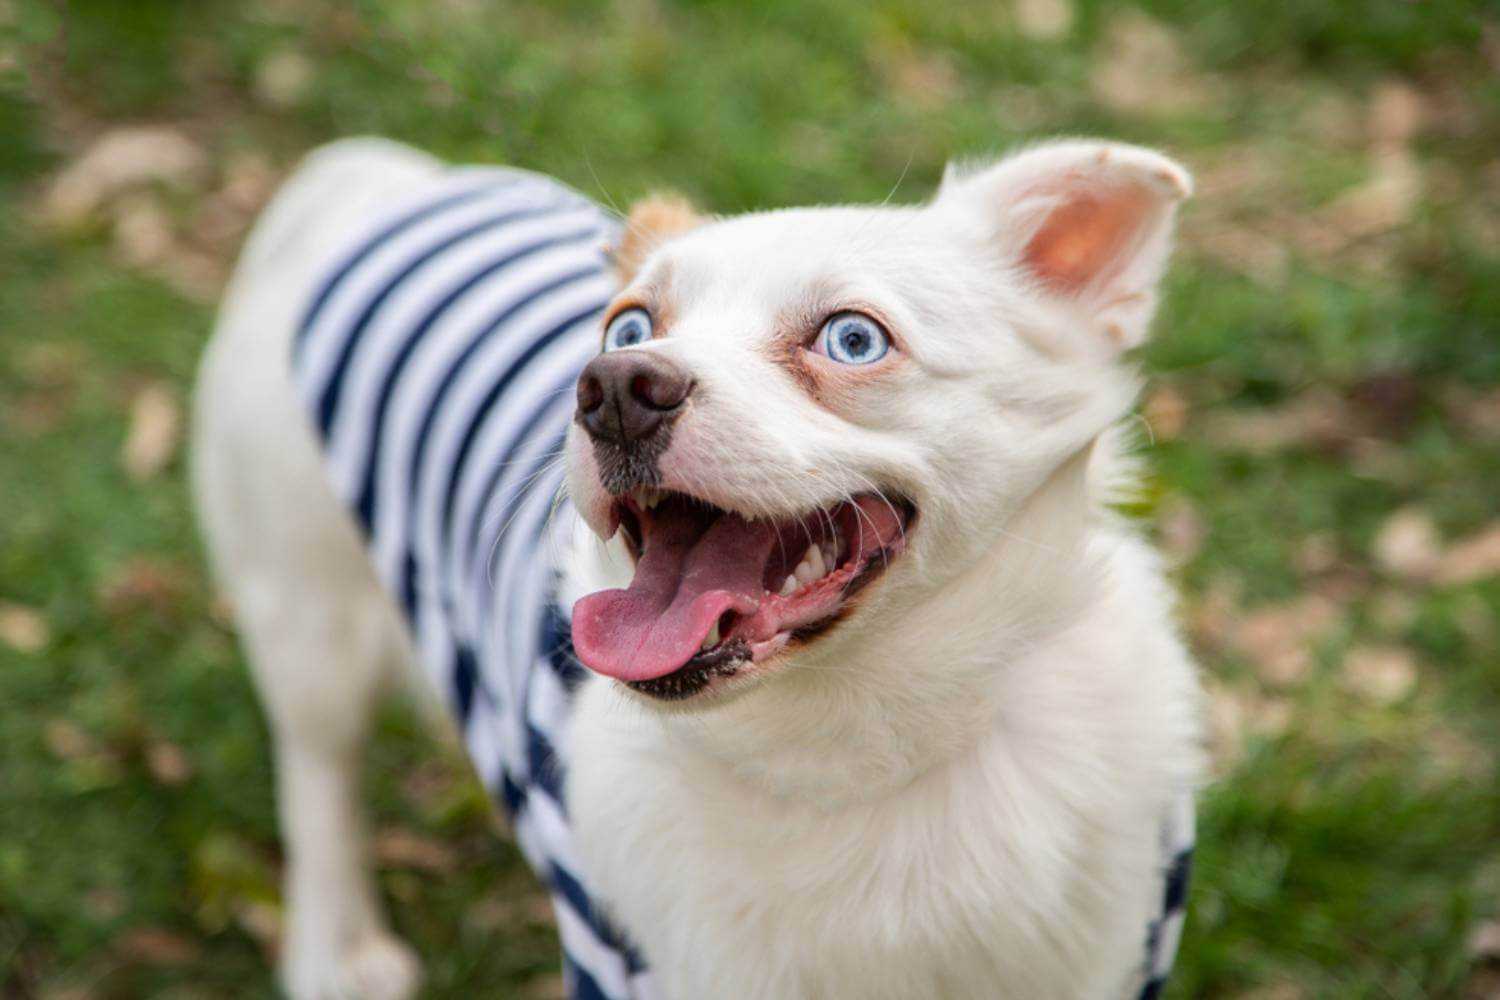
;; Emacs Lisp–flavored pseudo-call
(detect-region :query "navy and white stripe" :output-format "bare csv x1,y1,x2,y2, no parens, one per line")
290,163,1191,999
293,165,655,999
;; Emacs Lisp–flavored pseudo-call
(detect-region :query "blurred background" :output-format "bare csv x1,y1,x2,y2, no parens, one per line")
1,1,1497,996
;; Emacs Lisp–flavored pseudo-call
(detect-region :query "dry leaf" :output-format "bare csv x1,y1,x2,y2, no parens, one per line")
254,49,315,108
145,740,194,786
1199,388,1350,454
1014,0,1073,41
1435,523,1500,586
0,601,49,653
44,126,206,229
1205,681,1290,773
235,899,283,961
46,719,101,761
112,193,175,268
1091,12,1212,116
523,973,568,1000
1369,80,1424,150
99,556,192,618
1471,920,1500,961
1373,507,1441,580
1232,594,1341,688
1294,533,1339,576
1341,645,1417,705
373,828,458,874
1323,150,1422,241
114,926,201,965
1157,498,1204,564
1142,385,1187,440
122,382,181,481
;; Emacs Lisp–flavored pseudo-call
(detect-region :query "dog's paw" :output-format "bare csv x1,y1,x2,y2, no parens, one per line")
282,931,422,1000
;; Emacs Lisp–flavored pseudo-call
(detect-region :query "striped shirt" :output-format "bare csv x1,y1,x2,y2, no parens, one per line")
290,164,1192,999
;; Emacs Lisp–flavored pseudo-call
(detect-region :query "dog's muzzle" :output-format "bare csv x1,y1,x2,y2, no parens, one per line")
575,351,693,494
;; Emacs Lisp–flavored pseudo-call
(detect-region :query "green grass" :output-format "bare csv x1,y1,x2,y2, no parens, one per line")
2,1,1498,996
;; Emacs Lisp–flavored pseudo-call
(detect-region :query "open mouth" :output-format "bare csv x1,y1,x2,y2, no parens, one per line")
571,488,916,701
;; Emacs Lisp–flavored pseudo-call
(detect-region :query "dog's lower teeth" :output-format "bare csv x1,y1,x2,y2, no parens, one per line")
780,575,797,597
701,622,721,650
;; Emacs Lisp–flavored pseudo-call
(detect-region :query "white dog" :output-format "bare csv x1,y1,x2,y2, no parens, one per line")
192,136,1203,1000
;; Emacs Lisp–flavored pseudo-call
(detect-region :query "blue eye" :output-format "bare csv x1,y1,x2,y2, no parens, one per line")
602,308,652,352
813,312,890,365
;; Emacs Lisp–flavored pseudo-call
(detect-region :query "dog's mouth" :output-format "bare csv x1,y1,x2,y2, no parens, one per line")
571,488,916,701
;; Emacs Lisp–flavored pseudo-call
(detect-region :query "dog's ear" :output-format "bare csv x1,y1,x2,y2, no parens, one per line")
936,140,1191,352
608,193,703,282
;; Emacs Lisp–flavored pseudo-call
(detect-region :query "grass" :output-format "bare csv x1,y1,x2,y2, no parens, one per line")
2,1,1498,996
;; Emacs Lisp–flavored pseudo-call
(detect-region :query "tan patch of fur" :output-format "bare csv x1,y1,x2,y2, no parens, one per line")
609,194,703,281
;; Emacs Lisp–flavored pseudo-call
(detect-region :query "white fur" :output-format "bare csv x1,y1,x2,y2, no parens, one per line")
194,137,1203,999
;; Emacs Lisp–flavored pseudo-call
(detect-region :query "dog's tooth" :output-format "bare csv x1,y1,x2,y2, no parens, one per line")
702,621,720,650
780,575,798,596
794,555,817,586
820,541,836,571
807,545,826,579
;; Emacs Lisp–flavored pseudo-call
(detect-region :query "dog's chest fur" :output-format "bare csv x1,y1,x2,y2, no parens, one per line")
563,522,1199,1000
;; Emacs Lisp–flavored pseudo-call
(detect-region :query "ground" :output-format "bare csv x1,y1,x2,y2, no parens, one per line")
1,1,1498,997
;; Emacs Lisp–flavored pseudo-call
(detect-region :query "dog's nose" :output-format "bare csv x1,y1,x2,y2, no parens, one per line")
576,351,693,445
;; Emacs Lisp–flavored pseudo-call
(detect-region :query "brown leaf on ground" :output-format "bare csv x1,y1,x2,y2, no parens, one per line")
1142,386,1187,441
45,720,102,761
1435,523,1500,586
145,740,194,786
466,891,557,934
1441,384,1500,438
1206,680,1291,773
121,382,181,481
0,601,50,653
1091,12,1214,116
235,900,282,961
99,556,193,618
1369,80,1425,149
254,49,315,108
1468,919,1500,961
1373,507,1441,581
1341,645,1418,705
114,927,201,965
1294,533,1339,576
1013,0,1073,41
1322,149,1422,242
1232,593,1343,688
373,828,459,874
111,192,175,268
523,973,568,1000
44,126,207,229
1157,497,1204,565
1198,388,1351,455
870,36,962,110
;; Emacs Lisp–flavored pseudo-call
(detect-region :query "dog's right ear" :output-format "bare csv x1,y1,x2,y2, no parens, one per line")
607,193,703,283
935,140,1191,355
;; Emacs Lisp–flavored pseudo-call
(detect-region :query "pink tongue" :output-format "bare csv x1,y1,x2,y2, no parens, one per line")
572,507,779,681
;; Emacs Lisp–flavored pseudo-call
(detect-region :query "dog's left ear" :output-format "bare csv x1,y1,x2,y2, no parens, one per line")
936,140,1191,353
607,193,704,283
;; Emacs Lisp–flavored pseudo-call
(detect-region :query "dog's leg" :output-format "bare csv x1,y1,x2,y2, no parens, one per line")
236,586,421,1000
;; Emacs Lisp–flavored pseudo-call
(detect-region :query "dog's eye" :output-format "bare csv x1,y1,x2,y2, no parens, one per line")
602,308,652,352
812,312,889,365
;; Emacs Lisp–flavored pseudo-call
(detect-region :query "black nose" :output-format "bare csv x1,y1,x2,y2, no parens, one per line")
576,351,693,446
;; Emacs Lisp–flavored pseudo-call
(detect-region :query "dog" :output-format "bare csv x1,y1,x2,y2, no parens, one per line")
192,136,1203,999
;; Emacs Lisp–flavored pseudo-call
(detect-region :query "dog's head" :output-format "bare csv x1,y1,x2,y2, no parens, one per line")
566,140,1190,705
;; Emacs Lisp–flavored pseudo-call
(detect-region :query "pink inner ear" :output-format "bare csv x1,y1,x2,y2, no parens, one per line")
1022,184,1152,296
